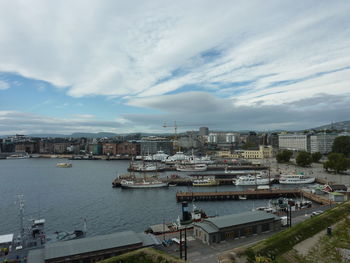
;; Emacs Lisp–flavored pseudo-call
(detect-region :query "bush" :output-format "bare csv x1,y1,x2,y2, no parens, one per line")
311,152,322,163
296,151,312,167
276,150,293,163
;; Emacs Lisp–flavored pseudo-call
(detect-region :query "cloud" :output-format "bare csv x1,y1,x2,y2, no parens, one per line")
0,0,349,106
0,80,10,90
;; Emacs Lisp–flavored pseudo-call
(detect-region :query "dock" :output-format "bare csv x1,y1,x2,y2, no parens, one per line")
176,189,335,205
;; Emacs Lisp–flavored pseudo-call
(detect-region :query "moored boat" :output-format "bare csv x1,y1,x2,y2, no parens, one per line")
176,163,207,172
56,162,72,168
192,178,218,186
120,179,168,189
279,174,315,184
233,175,270,186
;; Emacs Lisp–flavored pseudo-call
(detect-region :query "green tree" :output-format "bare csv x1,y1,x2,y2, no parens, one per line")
332,136,350,157
311,152,322,163
296,151,312,167
276,150,293,163
324,153,350,173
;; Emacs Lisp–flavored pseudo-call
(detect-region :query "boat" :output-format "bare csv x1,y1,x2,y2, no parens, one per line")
56,162,72,168
192,178,218,186
120,179,168,189
129,162,165,172
279,174,315,184
233,175,270,186
143,150,169,162
176,163,207,172
6,154,30,159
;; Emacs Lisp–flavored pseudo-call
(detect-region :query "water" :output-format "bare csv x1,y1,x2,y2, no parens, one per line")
0,158,279,237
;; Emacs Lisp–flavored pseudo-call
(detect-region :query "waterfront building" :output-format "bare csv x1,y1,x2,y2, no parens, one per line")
310,133,338,154
53,143,70,154
140,139,173,155
194,211,281,245
102,143,118,155
87,144,102,155
278,134,310,152
15,142,38,153
39,141,54,154
27,231,159,263
117,141,140,156
242,145,273,159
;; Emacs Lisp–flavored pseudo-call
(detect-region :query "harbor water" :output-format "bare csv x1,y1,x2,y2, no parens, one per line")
0,158,297,237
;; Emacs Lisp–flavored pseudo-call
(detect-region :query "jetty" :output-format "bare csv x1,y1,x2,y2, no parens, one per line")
175,189,335,205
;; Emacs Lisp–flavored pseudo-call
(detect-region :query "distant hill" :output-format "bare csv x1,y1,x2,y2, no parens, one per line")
28,132,118,138
310,120,350,131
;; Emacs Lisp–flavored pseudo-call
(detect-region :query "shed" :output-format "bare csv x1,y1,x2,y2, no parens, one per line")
329,192,347,202
0,234,13,249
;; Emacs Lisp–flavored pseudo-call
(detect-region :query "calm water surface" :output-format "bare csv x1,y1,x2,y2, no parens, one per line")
0,158,277,237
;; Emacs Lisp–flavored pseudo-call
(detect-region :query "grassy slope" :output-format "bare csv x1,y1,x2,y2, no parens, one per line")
98,248,185,263
245,201,350,262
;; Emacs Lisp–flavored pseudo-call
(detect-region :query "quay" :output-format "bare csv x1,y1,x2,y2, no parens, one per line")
175,189,334,205
128,165,269,172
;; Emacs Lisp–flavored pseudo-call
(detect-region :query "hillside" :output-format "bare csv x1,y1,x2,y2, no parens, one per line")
311,120,350,131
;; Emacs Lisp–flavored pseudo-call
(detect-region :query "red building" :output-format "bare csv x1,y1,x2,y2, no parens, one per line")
117,142,140,156
102,143,118,155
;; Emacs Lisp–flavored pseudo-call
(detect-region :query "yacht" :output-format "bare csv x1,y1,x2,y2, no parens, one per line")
279,174,315,184
233,175,270,186
164,151,190,163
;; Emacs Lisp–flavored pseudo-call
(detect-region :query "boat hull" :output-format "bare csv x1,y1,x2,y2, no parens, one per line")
279,178,315,184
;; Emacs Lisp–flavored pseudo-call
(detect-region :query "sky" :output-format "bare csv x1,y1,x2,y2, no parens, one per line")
0,0,350,135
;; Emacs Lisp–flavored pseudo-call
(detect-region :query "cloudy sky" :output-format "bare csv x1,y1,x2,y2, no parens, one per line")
0,0,350,135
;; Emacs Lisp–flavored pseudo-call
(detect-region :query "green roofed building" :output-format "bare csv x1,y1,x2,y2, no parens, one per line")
27,230,160,263
194,211,281,245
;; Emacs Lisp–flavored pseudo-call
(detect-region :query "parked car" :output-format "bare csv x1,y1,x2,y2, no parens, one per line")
311,210,324,217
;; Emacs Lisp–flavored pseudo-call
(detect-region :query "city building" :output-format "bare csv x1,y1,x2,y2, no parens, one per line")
27,231,159,263
87,144,102,155
199,127,209,136
194,211,281,245
117,142,140,156
278,134,310,152
310,133,338,154
15,142,38,153
102,143,118,155
242,145,273,159
140,139,173,155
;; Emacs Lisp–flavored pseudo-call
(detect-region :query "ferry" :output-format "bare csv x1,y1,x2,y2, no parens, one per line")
192,178,218,186
56,162,73,168
279,174,315,184
233,175,270,186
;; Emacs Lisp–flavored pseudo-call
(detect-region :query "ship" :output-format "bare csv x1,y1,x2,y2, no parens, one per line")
279,174,315,184
56,162,72,168
120,179,168,189
176,163,207,172
192,178,218,186
233,175,270,186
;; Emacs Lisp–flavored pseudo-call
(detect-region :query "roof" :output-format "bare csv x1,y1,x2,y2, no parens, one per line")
44,231,144,260
149,224,171,233
329,184,347,191
329,192,345,196
204,211,279,229
0,234,13,244
27,248,45,263
194,222,218,234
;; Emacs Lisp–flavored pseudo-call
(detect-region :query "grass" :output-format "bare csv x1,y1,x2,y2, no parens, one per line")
98,247,185,263
245,201,350,262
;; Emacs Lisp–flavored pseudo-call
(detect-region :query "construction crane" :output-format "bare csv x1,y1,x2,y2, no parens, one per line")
162,121,179,151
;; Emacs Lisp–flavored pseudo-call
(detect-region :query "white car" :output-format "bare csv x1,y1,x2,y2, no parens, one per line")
311,210,323,217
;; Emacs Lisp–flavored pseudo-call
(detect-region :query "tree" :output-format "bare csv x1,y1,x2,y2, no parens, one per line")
276,150,293,163
332,136,350,157
324,153,350,173
296,151,312,167
311,152,322,163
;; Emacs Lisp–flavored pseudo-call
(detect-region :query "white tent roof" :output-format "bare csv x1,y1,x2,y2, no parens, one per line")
0,234,13,244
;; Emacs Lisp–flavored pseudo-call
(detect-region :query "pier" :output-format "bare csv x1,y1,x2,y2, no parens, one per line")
175,189,335,204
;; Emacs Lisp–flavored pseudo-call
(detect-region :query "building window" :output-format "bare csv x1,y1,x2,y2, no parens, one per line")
262,223,270,232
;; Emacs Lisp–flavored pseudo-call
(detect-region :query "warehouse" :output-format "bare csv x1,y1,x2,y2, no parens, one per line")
194,211,281,245
27,230,160,263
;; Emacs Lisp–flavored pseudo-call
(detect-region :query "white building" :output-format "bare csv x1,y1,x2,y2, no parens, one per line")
225,133,236,143
278,134,310,152
310,133,338,154
208,133,217,143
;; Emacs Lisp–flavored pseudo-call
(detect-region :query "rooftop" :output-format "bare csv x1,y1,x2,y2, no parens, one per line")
203,211,279,229
0,234,13,244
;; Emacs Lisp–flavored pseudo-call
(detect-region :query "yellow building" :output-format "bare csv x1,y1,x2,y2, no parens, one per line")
242,145,273,159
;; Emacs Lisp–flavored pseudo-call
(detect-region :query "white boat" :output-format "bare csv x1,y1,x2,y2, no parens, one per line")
145,150,169,161
56,162,72,168
6,154,30,159
233,175,270,186
129,162,164,172
164,151,190,163
279,174,315,184
120,179,168,189
192,178,218,186
176,163,207,172
188,155,214,164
